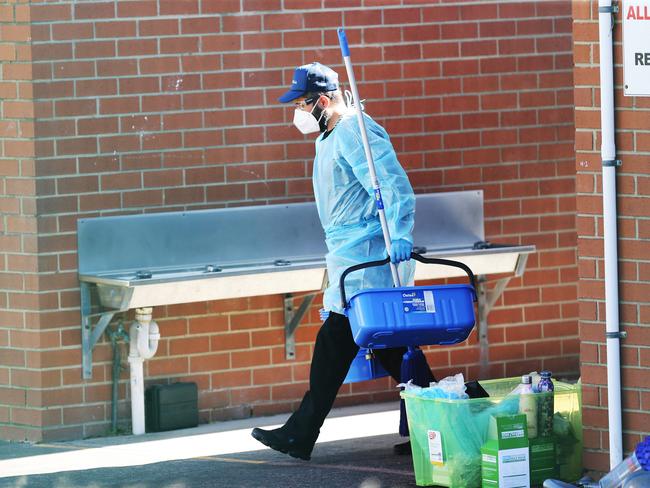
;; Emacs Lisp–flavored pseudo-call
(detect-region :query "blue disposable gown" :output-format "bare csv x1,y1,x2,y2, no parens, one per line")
313,111,416,314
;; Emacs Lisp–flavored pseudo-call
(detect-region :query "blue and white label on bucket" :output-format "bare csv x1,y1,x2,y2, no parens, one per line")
402,290,435,313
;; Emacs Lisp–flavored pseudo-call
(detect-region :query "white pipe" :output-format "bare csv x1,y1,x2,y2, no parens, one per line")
135,313,160,360
598,0,623,468
128,355,145,435
129,307,160,435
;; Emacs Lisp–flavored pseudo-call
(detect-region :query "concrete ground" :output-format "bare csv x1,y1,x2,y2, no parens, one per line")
0,402,419,488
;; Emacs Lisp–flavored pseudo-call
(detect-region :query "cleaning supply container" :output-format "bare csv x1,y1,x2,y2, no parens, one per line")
343,348,389,384
340,253,477,349
400,377,583,488
319,307,389,384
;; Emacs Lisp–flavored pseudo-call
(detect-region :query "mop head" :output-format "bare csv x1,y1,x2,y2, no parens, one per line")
399,346,435,436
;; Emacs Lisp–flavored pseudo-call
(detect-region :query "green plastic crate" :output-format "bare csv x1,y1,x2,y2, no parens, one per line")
400,377,582,487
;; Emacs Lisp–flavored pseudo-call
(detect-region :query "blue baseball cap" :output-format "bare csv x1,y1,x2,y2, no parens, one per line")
278,62,339,103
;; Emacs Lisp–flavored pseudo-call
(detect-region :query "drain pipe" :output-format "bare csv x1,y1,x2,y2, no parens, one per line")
107,320,129,433
598,0,623,468
128,307,160,435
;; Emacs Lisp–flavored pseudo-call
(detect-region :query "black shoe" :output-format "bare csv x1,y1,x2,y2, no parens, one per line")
251,427,314,461
393,440,412,455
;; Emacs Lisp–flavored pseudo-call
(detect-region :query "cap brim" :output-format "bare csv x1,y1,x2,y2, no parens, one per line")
278,89,305,103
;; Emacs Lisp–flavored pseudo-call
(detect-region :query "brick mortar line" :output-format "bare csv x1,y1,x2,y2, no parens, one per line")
29,79,577,90
47,0,565,13
37,111,576,124
573,59,618,65
32,59,572,72
29,81,577,93
34,12,574,19
30,206,580,215
579,305,647,314
612,279,650,287
30,120,577,133
31,148,578,159
29,113,577,126
580,324,650,332
29,217,580,226
29,51,575,66
28,8,572,24
575,107,650,111
499,299,576,307
29,29,574,40
30,72,575,87
30,97,577,108
32,134,577,147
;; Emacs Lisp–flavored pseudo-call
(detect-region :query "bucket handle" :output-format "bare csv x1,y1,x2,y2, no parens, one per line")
339,253,477,310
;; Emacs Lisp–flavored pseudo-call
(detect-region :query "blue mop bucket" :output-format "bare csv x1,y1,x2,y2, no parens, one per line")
343,347,389,384
340,253,477,349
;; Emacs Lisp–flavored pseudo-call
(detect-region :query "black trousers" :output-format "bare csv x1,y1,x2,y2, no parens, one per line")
283,312,415,441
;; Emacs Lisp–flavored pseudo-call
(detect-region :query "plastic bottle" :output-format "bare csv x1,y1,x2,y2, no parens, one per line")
519,374,538,439
598,436,650,488
537,370,554,437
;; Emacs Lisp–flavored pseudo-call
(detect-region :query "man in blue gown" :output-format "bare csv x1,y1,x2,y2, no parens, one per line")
251,62,434,460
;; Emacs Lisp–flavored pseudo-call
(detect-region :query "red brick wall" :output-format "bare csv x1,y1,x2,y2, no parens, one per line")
573,1,650,473
0,0,578,441
0,1,42,441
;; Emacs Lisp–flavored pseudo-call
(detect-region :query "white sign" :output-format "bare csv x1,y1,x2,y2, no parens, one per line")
427,430,444,466
623,0,650,96
498,447,530,488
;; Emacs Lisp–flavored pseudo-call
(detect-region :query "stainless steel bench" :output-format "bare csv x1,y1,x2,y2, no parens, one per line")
78,190,534,380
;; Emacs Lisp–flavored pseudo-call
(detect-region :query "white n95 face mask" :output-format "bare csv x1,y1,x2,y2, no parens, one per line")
293,103,324,134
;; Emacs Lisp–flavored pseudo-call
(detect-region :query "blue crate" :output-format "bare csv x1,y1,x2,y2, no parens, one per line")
346,284,476,349
343,348,389,384
340,254,477,349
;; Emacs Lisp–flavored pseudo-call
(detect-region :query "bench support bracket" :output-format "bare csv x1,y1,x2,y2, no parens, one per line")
476,252,530,378
81,281,131,379
285,293,316,360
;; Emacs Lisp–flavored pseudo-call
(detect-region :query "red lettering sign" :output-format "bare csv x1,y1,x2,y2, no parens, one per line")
627,5,650,20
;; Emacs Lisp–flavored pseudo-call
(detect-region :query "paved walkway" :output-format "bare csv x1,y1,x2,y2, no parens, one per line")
0,402,418,488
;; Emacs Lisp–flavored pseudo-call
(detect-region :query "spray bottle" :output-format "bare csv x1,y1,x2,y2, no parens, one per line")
598,435,650,487
519,374,538,439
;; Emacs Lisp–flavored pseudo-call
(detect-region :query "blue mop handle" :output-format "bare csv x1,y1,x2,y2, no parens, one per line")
337,28,400,287
337,28,350,57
